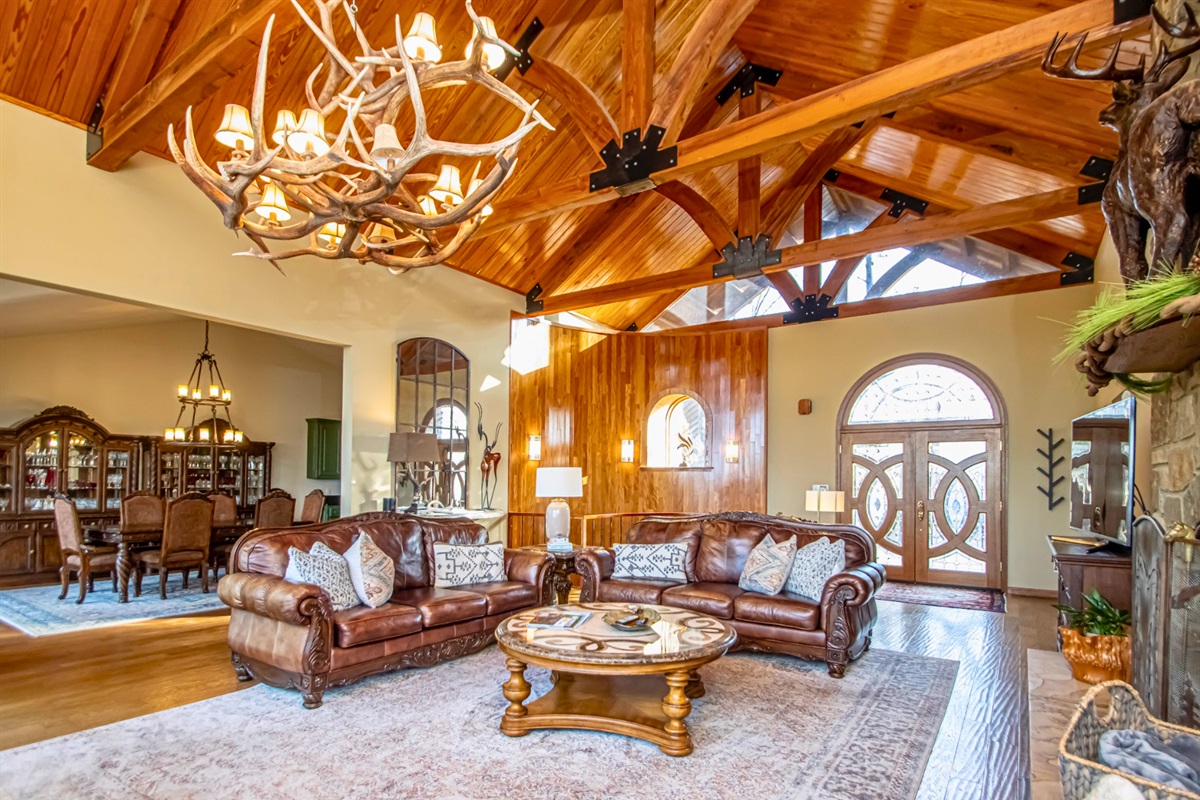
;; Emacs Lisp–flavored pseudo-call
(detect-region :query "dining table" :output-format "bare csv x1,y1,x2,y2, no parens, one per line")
84,522,253,603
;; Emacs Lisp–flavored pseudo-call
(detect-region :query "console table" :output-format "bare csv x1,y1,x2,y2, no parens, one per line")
1047,536,1132,613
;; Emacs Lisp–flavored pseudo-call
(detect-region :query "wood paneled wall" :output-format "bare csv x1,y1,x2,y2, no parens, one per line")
508,324,767,517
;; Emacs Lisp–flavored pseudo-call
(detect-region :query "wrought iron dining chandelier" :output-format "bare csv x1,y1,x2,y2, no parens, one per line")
168,0,552,272
164,322,245,445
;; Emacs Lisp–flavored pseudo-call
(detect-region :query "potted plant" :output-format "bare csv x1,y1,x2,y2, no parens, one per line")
1055,589,1132,684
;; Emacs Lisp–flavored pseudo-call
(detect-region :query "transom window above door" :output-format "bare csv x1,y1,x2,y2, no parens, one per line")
845,361,998,425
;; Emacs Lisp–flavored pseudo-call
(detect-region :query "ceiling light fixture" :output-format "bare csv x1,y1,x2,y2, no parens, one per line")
165,321,245,445
169,1,552,273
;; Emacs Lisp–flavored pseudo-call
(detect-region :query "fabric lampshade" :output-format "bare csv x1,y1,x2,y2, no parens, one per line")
387,432,440,463
535,467,583,498
805,490,845,513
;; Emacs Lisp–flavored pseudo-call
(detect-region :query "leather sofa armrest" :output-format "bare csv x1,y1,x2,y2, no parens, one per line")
820,562,885,612
505,548,552,589
819,562,885,677
576,549,615,601
218,573,331,626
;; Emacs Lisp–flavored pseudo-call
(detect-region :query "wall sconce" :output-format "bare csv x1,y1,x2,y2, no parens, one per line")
528,435,541,461
725,439,740,463
621,439,635,463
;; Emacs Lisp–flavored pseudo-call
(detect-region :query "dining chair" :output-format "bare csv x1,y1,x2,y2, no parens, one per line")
208,492,238,583
254,489,295,529
134,492,213,599
299,489,326,524
120,489,164,533
54,497,119,604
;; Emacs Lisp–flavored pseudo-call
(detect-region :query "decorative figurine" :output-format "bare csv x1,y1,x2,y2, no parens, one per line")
476,402,503,510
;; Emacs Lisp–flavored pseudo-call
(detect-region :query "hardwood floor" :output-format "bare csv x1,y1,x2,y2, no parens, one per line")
0,596,1060,799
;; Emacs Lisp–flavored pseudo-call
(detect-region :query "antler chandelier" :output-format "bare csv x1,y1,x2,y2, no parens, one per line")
169,0,552,272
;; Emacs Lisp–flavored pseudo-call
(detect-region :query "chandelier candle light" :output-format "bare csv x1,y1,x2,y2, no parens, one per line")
165,321,245,445
168,0,552,272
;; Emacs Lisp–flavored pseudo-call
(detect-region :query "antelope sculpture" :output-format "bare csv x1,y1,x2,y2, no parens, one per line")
1042,4,1200,283
475,402,502,510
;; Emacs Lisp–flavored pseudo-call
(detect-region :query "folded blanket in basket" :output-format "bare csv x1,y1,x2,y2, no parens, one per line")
1099,729,1200,794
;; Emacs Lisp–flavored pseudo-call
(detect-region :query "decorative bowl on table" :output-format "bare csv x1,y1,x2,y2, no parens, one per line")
603,606,661,632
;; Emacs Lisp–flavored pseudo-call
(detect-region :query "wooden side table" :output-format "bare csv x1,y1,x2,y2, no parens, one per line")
519,546,599,605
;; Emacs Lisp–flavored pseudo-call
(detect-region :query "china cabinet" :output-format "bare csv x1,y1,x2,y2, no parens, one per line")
0,407,151,586
153,423,272,508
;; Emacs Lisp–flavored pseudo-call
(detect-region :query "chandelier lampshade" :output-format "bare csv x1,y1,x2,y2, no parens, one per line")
215,104,254,150
430,165,464,205
288,109,329,156
404,13,442,63
366,223,396,244
468,178,493,217
317,221,347,246
271,110,298,145
369,124,404,168
418,195,438,216
254,183,292,223
466,17,505,71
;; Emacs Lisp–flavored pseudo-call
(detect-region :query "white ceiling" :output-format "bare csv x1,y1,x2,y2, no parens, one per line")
0,279,183,338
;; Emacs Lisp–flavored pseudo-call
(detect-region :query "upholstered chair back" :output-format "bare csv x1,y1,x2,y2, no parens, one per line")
121,490,164,533
209,493,237,527
53,497,83,553
299,490,325,524
254,490,295,529
162,493,214,558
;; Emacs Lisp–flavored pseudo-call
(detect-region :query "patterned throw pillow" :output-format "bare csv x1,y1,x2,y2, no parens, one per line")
784,537,846,601
611,543,689,582
433,542,506,587
284,543,361,611
344,533,395,608
738,535,798,595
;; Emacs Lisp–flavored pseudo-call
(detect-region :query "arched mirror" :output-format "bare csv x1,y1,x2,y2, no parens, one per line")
396,338,469,508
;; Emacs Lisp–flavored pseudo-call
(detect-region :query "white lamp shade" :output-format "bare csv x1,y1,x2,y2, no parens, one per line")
370,124,404,167
535,467,582,498
805,490,845,513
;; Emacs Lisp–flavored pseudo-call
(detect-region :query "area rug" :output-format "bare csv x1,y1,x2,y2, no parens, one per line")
878,581,1006,613
0,573,225,637
0,647,957,800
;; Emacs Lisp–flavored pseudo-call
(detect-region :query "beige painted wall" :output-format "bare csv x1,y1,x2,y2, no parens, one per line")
0,318,342,497
0,101,519,515
767,285,1100,591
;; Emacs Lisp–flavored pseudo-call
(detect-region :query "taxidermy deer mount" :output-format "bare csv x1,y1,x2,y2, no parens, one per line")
1042,3,1200,284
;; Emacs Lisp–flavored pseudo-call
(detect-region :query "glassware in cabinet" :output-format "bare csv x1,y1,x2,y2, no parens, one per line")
22,432,60,512
160,451,182,498
65,432,99,511
104,448,132,511
245,454,266,506
0,446,13,514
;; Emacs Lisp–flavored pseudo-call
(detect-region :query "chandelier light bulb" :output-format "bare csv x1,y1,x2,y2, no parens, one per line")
215,103,254,150
174,427,186,441
209,384,221,398
287,109,329,156
466,16,506,71
222,389,232,402
199,428,211,442
430,164,463,205
403,13,442,63
317,221,347,247
223,430,235,443
234,430,244,443
164,428,176,441
467,178,493,217
255,183,292,223
178,384,189,397
272,109,298,146
192,389,203,400
370,124,404,169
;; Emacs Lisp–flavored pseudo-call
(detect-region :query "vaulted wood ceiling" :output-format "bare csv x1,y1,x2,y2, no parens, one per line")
1,0,1148,330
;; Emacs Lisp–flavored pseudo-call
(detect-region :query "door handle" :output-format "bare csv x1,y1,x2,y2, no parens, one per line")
916,500,926,522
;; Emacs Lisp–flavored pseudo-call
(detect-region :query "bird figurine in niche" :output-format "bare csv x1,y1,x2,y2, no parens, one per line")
677,433,694,468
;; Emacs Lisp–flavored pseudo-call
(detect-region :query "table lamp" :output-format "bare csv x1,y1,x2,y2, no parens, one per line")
805,489,845,524
388,432,441,512
535,467,582,552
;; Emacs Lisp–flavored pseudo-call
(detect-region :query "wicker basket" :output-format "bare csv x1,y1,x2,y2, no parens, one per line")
1060,681,1200,800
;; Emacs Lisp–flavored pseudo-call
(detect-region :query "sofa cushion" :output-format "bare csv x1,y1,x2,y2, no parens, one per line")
332,602,423,647
734,592,820,631
454,581,538,615
433,542,505,587
785,537,846,600
612,542,690,582
694,521,772,584
284,544,360,611
596,579,682,605
344,533,394,608
738,535,797,596
390,586,487,627
627,520,703,582
660,582,745,619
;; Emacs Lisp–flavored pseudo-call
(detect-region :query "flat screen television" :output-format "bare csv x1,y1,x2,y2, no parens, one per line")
1070,397,1136,547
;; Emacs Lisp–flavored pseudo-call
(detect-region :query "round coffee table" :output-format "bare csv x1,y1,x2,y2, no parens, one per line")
495,602,737,756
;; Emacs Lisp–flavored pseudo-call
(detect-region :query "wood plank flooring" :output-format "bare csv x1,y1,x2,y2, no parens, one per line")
0,596,1060,799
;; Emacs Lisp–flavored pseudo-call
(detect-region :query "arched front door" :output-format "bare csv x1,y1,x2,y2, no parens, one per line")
837,355,1006,589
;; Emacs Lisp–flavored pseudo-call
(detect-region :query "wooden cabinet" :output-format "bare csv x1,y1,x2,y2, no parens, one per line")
306,418,340,480
1048,536,1132,613
155,436,272,511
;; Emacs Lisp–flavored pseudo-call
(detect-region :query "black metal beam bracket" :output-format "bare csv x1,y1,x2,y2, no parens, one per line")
713,235,782,280
715,63,783,105
782,294,839,325
85,99,104,161
880,188,929,217
589,126,678,194
493,18,543,81
1060,253,1095,286
525,283,544,314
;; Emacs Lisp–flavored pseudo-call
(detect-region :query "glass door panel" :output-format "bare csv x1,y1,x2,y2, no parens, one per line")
216,449,242,500
160,451,182,498
185,450,213,492
841,434,912,582
0,446,13,514
104,449,132,511
66,432,100,511
23,431,60,512
245,454,266,507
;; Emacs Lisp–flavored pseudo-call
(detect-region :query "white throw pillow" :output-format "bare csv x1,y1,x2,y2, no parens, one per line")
612,542,689,582
433,542,506,587
284,543,360,611
738,535,797,595
344,533,395,608
784,537,846,601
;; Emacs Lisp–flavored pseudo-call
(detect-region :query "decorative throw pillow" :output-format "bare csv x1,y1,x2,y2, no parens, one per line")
344,533,395,608
433,542,506,587
738,535,798,595
784,537,846,601
284,543,360,611
611,542,689,582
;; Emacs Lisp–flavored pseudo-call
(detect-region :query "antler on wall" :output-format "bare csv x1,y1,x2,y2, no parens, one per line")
168,0,553,272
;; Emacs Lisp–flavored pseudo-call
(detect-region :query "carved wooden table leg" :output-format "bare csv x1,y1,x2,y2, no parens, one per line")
552,561,572,605
660,670,694,756
685,668,705,699
500,657,531,736
116,541,132,603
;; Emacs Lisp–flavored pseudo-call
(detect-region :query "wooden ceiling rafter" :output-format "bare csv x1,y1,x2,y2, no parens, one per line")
98,0,185,126
513,58,620,163
801,194,822,294
622,0,656,131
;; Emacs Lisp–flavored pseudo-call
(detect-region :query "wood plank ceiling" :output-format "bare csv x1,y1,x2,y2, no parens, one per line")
1,0,1145,331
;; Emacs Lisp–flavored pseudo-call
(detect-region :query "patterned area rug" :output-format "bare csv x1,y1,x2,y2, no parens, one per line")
0,573,226,637
0,647,957,800
878,581,1006,613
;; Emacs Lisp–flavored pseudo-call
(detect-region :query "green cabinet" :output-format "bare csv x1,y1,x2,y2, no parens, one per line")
306,418,341,480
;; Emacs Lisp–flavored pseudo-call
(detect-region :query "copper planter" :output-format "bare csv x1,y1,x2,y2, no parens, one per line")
1059,627,1132,684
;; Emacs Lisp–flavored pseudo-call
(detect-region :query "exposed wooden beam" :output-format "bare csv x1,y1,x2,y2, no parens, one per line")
481,0,1131,233
819,212,905,299
652,181,735,252
515,58,620,160
801,194,822,294
737,91,762,237
622,0,656,131
647,0,759,145
534,185,1085,315
99,0,184,126
88,0,293,171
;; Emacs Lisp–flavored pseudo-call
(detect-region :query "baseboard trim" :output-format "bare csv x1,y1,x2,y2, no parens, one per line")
1007,587,1057,599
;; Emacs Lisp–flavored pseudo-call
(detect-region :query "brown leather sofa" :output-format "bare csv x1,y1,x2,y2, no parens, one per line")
218,512,553,708
576,511,885,677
